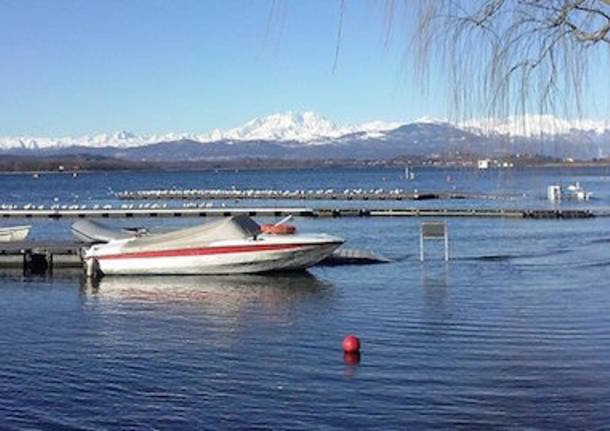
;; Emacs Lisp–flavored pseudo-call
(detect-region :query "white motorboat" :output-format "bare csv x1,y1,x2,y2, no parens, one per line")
0,225,31,242
82,215,343,276
565,181,592,201
547,182,592,202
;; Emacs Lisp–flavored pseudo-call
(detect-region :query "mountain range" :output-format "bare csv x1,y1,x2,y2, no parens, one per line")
1,112,608,161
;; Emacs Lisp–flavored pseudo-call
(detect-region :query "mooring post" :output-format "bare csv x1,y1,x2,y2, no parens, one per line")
84,255,99,279
444,225,449,262
419,229,425,262
46,251,53,275
23,251,49,275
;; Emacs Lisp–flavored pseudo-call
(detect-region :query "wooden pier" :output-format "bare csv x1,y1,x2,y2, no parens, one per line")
116,189,489,201
0,207,316,219
0,207,597,219
0,241,83,274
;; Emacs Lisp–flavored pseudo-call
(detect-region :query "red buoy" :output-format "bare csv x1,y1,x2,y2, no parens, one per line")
342,335,361,354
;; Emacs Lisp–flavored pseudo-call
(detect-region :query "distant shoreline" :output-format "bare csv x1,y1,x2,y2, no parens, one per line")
0,155,609,173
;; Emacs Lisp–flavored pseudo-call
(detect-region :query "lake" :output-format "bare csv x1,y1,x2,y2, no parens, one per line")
1,167,609,429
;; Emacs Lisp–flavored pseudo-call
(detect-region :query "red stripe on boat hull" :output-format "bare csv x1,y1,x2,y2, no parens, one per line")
95,243,314,260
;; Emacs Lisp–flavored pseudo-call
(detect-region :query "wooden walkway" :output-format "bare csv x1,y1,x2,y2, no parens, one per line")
116,189,477,201
0,207,315,219
0,241,83,274
0,207,597,219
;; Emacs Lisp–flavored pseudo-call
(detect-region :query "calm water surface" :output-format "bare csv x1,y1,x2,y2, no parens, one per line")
1,168,609,429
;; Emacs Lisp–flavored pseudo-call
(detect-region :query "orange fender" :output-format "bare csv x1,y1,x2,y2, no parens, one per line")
260,224,297,235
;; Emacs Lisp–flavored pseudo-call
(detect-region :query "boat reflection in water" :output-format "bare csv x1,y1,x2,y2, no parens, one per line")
81,272,333,324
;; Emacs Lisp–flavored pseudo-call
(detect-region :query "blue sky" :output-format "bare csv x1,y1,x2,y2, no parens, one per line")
0,0,606,136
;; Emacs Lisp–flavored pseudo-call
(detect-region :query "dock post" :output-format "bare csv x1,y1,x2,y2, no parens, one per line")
84,257,99,279
419,229,424,262
444,225,449,262
46,251,53,275
23,251,50,275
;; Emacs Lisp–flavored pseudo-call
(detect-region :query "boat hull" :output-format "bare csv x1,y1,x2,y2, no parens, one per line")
92,241,342,275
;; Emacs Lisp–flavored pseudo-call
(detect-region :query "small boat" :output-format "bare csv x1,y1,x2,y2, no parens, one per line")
0,225,31,242
82,215,343,276
565,181,592,201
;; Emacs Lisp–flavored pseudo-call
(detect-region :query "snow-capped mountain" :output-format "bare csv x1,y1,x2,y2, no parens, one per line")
461,115,609,137
204,112,401,143
0,112,402,150
210,112,334,143
0,130,155,151
0,112,608,160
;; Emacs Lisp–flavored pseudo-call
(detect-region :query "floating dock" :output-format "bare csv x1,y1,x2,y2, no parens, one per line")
0,207,315,219
116,188,489,201
0,242,389,275
0,241,83,274
115,189,476,201
0,207,597,219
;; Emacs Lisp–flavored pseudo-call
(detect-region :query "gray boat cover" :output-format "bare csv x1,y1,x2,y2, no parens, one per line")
72,220,134,243
121,215,261,252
